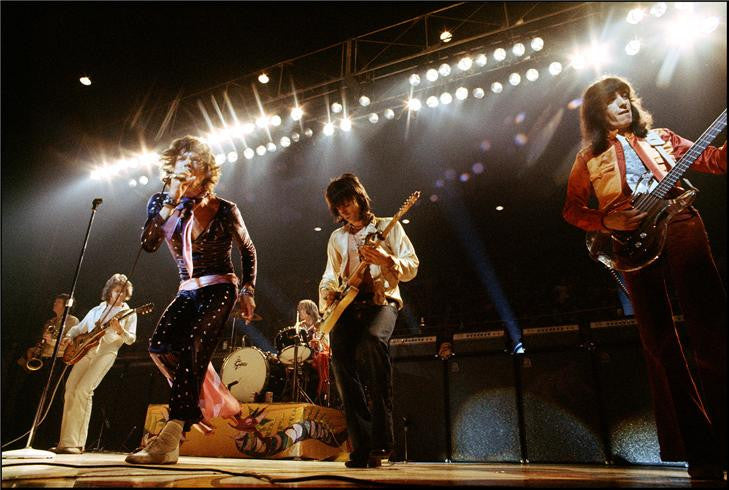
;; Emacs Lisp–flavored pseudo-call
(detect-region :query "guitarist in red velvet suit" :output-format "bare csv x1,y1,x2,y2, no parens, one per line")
563,76,726,481
319,173,419,468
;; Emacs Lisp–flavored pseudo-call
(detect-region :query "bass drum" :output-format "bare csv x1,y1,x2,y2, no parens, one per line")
220,347,273,402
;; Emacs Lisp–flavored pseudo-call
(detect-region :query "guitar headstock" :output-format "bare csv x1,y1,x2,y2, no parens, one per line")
136,303,155,316
395,191,421,218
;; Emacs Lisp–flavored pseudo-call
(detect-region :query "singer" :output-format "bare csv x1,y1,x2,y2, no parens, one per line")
126,135,257,464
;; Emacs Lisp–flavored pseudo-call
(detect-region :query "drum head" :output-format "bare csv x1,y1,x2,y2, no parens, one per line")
275,326,312,364
279,345,312,365
220,347,269,402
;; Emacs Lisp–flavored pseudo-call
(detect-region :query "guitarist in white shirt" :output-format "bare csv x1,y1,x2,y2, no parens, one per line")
52,273,137,454
319,173,419,468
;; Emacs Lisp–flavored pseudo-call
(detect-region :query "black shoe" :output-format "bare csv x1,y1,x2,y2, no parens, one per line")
344,452,383,468
688,464,725,481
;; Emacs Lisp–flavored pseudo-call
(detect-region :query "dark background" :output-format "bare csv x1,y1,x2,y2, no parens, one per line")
2,2,726,448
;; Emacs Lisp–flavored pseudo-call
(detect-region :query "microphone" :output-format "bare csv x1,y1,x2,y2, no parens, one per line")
92,198,103,210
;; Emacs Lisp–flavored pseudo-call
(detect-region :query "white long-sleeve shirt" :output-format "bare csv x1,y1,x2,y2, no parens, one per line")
65,301,137,355
319,217,418,312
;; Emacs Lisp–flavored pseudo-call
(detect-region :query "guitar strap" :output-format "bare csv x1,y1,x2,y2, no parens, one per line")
646,130,698,191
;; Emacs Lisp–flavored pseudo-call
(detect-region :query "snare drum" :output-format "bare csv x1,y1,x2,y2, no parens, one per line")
220,347,274,402
275,326,312,365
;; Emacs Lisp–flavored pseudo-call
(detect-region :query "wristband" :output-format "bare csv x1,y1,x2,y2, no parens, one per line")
241,286,255,297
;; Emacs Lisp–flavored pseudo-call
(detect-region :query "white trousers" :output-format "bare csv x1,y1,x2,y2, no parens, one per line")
58,350,117,449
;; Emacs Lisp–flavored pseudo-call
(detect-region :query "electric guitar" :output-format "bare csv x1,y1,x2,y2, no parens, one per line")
586,109,726,272
318,191,420,335
62,303,154,364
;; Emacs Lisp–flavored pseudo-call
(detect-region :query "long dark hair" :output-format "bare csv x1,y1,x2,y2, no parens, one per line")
160,135,220,195
580,76,653,155
324,173,374,224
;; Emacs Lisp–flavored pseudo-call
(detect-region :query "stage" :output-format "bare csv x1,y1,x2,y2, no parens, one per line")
1,452,722,487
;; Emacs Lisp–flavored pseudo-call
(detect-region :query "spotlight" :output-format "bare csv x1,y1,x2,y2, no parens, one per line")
384,108,395,120
409,73,421,86
227,151,238,163
243,122,255,134
549,61,563,75
509,73,521,86
439,92,453,105
291,107,303,121
512,43,526,57
258,73,269,84
368,113,379,123
270,115,282,127
139,175,149,185
531,37,544,51
243,147,255,159
426,68,439,82
440,30,452,43
526,68,539,81
650,2,667,17
255,115,268,128
129,179,137,187
459,173,470,182
457,57,473,71
331,102,343,114
493,48,506,61
256,145,266,156
407,98,422,111
674,3,693,11
323,122,335,135
358,95,371,107
79,76,92,86
514,133,528,146
475,54,487,66
267,142,276,152
626,7,646,24
491,82,503,93
426,96,439,108
438,63,451,77
291,132,301,142
472,162,485,174
472,87,485,99
314,227,322,232
280,136,291,147
215,154,226,165
569,52,587,70
701,16,720,35
402,219,410,224
495,205,504,211
340,117,352,131
304,128,314,137
625,39,641,56
455,87,468,100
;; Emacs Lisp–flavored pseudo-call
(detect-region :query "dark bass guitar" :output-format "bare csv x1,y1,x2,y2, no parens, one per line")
62,303,154,364
586,109,726,272
318,191,420,335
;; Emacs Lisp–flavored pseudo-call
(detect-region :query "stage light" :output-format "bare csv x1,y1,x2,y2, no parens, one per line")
512,42,526,57
549,61,563,75
243,147,255,159
472,162,485,174
491,82,503,93
384,108,395,120
627,7,646,24
674,3,693,11
430,194,439,202
291,107,303,121
514,133,528,146
409,73,421,86
359,95,371,107
526,68,539,81
331,102,343,114
475,54,487,66
266,142,276,152
625,39,641,56
407,98,422,111
458,56,473,71
440,30,452,43
531,37,544,51
323,122,335,135
340,117,352,131
270,115,282,127
426,68,439,82
139,175,149,185
426,96,439,108
567,98,582,110
495,205,504,211
215,153,226,165
280,136,291,147
515,112,526,124
402,219,410,224
509,73,521,86
243,122,255,134
493,48,506,61
650,2,667,17
439,92,452,105
227,151,238,163
700,16,720,35
460,173,470,182
314,227,322,232
129,179,137,187
569,52,587,70
455,87,468,100
438,63,451,77
79,76,92,86
256,145,266,156
368,112,379,123
258,73,269,84
304,128,314,137
291,132,301,142
472,87,485,99
255,115,268,128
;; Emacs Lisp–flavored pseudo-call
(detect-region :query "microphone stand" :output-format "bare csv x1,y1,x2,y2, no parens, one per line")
4,198,103,459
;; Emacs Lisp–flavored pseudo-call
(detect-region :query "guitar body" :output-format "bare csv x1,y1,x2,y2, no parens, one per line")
586,189,696,272
318,286,359,335
63,329,106,365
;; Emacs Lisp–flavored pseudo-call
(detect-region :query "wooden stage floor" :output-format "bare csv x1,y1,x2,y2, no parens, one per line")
2,452,725,487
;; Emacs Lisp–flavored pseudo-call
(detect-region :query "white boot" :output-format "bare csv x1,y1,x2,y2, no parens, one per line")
125,419,183,464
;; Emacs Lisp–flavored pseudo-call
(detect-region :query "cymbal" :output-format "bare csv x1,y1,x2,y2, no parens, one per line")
230,305,263,322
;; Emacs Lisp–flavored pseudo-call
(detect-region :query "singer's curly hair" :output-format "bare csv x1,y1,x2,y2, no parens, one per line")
324,173,374,224
101,273,133,302
160,135,221,195
580,75,653,155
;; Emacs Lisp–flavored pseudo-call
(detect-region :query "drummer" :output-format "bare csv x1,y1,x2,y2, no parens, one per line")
296,299,331,404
